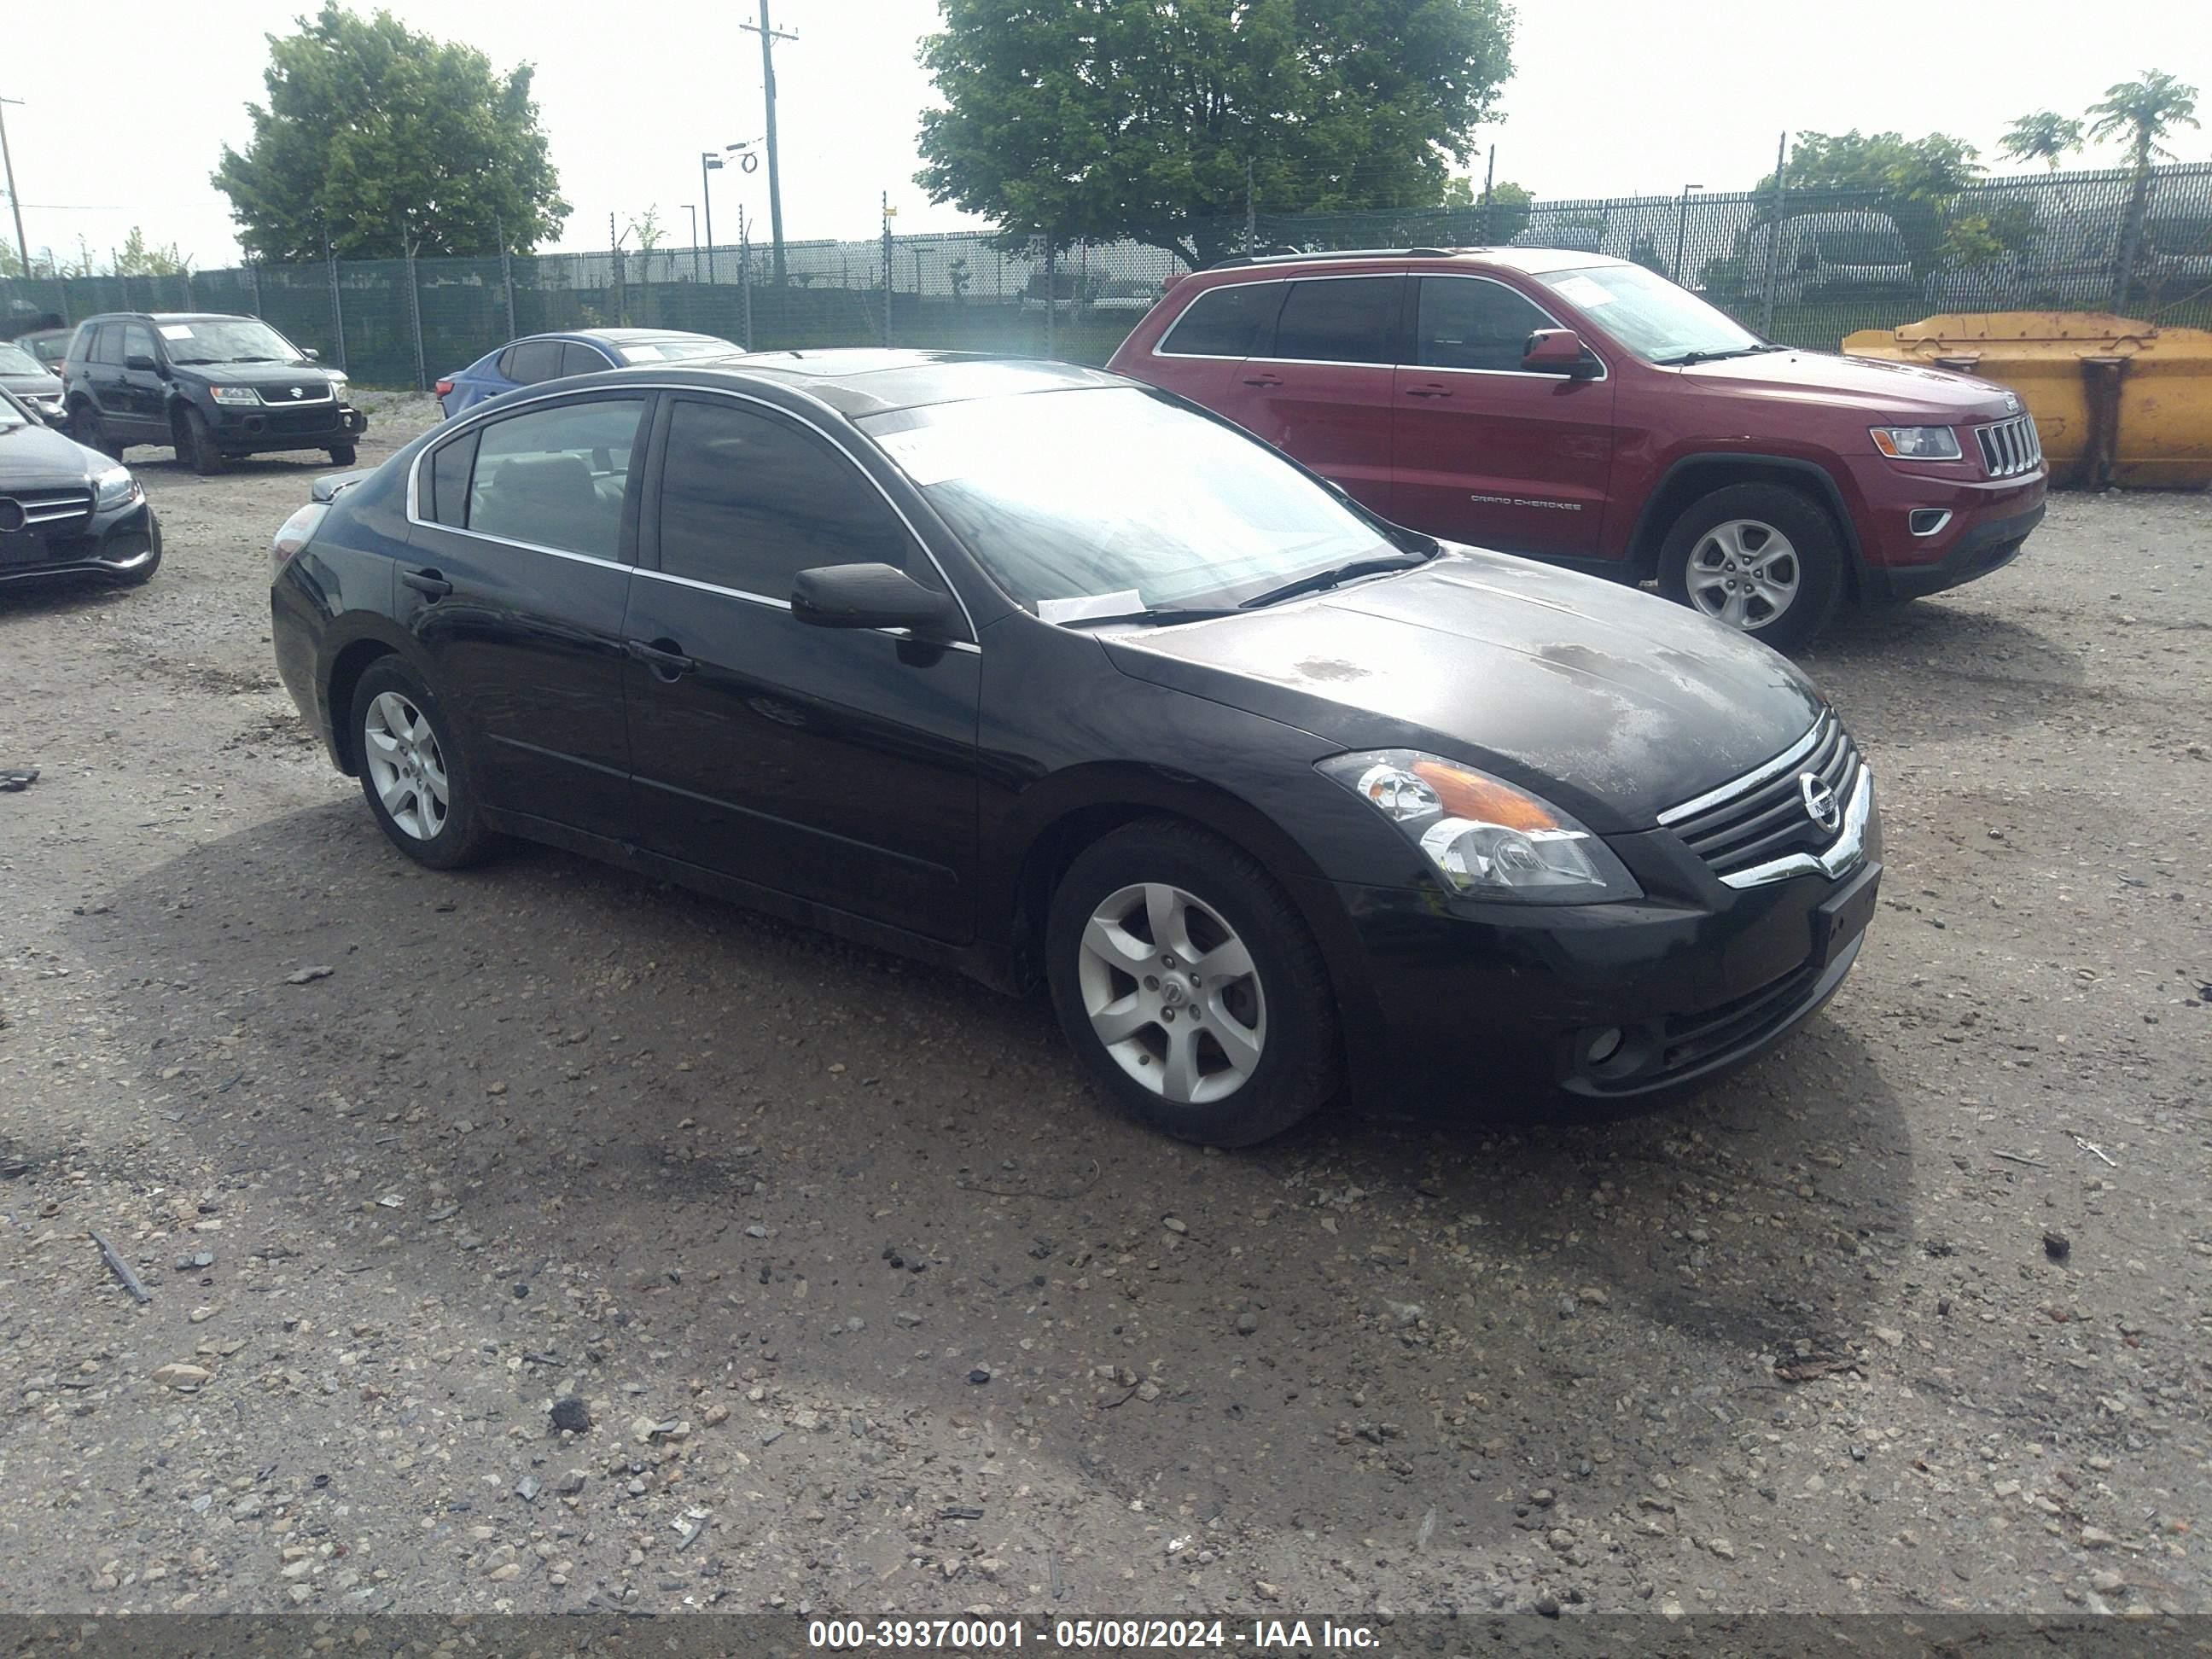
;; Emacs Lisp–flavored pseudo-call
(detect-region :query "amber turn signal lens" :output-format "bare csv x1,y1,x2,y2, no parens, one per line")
1410,760,1560,832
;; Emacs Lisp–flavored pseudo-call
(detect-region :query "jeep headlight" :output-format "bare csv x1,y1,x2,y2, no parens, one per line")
1870,425,1962,460
1319,751,1640,904
209,386,262,407
93,464,143,512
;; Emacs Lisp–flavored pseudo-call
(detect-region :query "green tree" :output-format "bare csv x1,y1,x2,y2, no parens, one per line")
627,206,667,253
212,3,567,261
915,0,1515,269
1752,130,1985,276
1481,179,1533,244
112,227,193,277
1999,110,2083,171
2087,70,2201,308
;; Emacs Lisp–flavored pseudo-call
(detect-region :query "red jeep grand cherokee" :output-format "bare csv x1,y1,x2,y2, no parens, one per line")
1107,248,2046,651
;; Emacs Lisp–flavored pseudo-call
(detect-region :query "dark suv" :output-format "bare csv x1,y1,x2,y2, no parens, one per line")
64,312,367,474
1108,249,2047,650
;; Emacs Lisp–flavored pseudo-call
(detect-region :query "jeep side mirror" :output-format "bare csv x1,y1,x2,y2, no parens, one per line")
1522,329,1599,379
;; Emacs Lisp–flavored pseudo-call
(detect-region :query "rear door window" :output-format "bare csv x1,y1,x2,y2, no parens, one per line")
507,339,565,384
1415,277,1556,372
464,396,646,560
1270,277,1402,364
1157,282,1284,358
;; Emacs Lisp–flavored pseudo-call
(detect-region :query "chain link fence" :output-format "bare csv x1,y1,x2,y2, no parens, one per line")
7,161,2209,387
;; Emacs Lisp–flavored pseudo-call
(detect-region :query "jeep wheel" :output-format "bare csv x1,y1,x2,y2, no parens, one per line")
1658,482,1845,653
179,409,227,476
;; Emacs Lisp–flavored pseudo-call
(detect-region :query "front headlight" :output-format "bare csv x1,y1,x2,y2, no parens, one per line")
1318,750,1642,905
1870,424,1962,460
324,371,349,392
209,386,262,407
93,464,143,512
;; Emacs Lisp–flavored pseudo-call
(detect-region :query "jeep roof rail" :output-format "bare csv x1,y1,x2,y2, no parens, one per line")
1202,247,1464,271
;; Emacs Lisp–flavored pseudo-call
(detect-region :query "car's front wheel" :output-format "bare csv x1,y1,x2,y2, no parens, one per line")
328,443,358,466
179,409,226,475
1658,482,1845,653
348,659,496,870
1045,818,1339,1146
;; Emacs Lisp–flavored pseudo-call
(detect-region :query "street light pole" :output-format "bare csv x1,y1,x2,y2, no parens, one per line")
701,152,724,283
1674,183,1703,284
741,0,795,287
0,95,31,278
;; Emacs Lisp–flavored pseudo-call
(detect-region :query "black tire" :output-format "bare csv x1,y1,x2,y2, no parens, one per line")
327,443,358,466
1657,482,1846,654
71,403,122,460
347,659,498,870
179,408,226,475
1045,818,1339,1147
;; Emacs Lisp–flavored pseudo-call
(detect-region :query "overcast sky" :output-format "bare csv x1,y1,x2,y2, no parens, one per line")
3,0,2205,271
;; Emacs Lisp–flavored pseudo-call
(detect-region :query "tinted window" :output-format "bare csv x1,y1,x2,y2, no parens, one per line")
90,324,124,366
123,323,160,366
465,397,644,559
494,346,517,378
655,398,918,597
1158,282,1283,358
428,428,480,528
561,342,612,377
508,339,565,384
1270,277,1400,364
1416,277,1555,372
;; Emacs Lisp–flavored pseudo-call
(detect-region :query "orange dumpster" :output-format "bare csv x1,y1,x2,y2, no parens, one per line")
1842,312,2212,490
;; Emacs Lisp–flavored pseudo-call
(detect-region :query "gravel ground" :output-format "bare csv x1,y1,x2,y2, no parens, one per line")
1,400,2207,1621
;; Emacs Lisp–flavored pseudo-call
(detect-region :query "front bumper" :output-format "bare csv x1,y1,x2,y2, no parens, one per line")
1311,791,1883,1109
212,399,369,454
0,498,160,587
1846,456,2046,602
1859,499,2045,602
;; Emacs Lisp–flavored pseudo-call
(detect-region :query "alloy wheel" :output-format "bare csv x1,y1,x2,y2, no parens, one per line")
1685,519,1800,632
1075,882,1266,1105
362,691,450,841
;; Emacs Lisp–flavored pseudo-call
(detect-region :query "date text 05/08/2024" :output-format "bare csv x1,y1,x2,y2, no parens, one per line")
806,1618,1381,1650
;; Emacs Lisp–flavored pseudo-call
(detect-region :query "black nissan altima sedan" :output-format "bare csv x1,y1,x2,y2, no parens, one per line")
269,349,1881,1145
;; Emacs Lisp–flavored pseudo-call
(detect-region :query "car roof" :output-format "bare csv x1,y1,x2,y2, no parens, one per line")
1192,246,1621,280
556,349,1131,419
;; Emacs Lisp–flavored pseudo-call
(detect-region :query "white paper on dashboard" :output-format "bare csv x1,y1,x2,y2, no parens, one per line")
1037,590,1145,624
159,324,195,340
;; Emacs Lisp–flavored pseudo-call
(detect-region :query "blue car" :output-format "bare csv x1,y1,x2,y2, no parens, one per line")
435,329,738,417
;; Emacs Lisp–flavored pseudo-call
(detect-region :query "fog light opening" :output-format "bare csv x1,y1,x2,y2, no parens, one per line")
1908,509,1952,538
1586,1026,1624,1066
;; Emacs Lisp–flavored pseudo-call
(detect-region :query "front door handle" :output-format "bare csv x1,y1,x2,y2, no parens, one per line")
400,568,452,598
1240,372,1284,387
627,637,696,679
1403,384,1453,399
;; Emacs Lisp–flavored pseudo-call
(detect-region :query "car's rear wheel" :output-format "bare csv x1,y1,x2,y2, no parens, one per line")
348,660,496,870
1658,483,1845,654
179,409,226,475
72,404,121,460
1045,818,1338,1146
327,443,358,466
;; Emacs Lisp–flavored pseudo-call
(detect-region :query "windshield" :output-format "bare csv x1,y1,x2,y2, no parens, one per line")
863,387,1396,614
0,341,45,375
618,336,736,364
1814,230,1909,263
0,387,27,429
158,317,306,366
1536,263,1764,364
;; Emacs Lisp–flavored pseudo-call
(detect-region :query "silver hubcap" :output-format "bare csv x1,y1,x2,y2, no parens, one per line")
1686,519,1800,632
1077,882,1266,1106
363,691,450,841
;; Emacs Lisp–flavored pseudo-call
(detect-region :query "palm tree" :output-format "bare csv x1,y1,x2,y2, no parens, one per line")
2087,71,2201,309
1998,111,2083,170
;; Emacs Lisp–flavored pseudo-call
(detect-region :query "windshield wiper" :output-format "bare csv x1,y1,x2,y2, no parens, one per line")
1660,344,1784,366
1057,605,1240,629
1235,551,1433,611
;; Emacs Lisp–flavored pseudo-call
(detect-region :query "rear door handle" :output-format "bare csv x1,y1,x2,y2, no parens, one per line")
1240,372,1284,387
1403,384,1453,399
400,568,452,598
627,637,696,678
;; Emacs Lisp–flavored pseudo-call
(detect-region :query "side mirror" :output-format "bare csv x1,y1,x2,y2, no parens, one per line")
1522,329,1599,379
124,352,160,373
791,562,957,633
301,346,321,361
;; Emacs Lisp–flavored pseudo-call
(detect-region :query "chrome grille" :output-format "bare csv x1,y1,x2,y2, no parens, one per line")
1658,713,1862,882
1973,412,2043,478
0,488,94,535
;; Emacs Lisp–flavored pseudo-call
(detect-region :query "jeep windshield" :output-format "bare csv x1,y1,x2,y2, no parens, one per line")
160,318,308,367
1536,263,1770,366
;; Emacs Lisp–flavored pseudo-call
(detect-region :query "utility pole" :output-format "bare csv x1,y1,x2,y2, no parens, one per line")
741,0,795,287
0,95,30,278
1480,144,1496,242
1244,157,1256,253
682,204,699,283
1673,183,1703,284
881,191,894,346
1758,131,1787,337
701,152,724,285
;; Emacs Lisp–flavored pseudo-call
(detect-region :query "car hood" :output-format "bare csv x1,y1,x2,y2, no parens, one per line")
0,417,108,484
1100,549,1826,833
2,369,61,392
1680,348,2017,421
170,360,341,396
